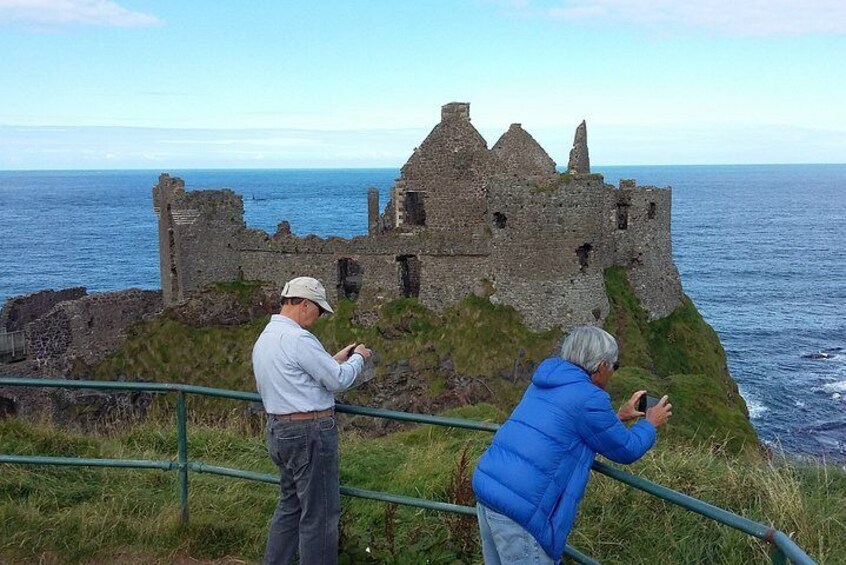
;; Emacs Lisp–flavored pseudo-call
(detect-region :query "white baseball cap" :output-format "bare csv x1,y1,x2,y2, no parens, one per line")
280,277,334,314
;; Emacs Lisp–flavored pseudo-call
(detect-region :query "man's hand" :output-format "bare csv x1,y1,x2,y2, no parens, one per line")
618,390,646,422
352,344,372,361
333,342,372,363
333,343,357,363
646,395,672,428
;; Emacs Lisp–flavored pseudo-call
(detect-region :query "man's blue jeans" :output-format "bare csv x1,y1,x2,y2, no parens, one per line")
264,415,340,565
477,503,556,565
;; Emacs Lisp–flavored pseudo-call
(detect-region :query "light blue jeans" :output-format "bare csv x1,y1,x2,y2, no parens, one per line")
477,503,557,565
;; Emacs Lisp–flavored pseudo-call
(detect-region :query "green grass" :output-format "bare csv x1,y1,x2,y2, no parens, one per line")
10,269,814,562
1,414,842,564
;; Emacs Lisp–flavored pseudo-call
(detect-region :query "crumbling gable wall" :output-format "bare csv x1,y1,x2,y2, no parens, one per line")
393,102,498,235
153,174,244,303
491,124,557,179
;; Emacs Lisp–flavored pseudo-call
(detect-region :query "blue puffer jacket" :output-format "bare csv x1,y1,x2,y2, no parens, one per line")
472,358,656,560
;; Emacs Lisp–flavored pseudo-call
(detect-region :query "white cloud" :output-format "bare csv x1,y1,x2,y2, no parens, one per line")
0,0,160,28
492,0,846,36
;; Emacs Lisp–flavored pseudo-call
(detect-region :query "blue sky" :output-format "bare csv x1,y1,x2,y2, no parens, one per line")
1,0,844,169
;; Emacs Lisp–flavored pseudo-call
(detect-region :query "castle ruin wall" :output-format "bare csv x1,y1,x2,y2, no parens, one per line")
485,176,614,329
25,289,162,372
610,183,683,318
153,174,244,303
152,102,686,331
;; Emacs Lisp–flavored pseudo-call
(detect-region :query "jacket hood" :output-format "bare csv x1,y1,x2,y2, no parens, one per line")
531,357,591,389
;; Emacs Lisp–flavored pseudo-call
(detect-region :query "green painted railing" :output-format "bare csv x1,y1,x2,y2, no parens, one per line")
0,378,816,564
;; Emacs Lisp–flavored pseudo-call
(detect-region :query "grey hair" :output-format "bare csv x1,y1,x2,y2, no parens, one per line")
559,325,618,374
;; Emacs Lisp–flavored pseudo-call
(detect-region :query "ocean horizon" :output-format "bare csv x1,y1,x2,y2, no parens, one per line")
1,164,844,461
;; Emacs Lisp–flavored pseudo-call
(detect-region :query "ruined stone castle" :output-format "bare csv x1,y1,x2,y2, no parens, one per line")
152,102,684,330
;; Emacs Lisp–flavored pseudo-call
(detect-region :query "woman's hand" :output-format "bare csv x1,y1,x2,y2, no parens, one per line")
617,390,647,422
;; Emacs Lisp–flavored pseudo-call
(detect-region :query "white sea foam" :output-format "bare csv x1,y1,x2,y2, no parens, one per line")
745,398,769,419
738,386,768,419
821,380,846,394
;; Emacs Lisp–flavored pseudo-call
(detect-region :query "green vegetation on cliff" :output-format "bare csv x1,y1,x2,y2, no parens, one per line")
602,266,757,452
86,269,755,450
5,267,824,563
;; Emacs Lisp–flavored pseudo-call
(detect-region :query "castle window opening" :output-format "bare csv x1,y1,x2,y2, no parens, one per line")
167,227,179,297
648,202,657,219
337,258,363,301
404,191,426,226
396,255,421,298
576,243,592,270
616,202,629,230
493,212,508,229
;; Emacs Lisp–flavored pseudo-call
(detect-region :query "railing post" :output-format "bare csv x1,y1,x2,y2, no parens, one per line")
771,545,787,565
176,391,189,525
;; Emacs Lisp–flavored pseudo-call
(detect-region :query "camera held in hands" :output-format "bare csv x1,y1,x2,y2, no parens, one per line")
637,394,661,413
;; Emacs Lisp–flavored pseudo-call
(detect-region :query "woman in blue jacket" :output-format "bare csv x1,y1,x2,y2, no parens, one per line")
472,325,672,564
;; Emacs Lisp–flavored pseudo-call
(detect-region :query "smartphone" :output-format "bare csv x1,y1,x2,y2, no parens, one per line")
637,394,661,413
347,344,358,359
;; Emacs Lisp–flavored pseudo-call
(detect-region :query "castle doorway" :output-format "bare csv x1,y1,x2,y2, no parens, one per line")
337,258,363,300
396,255,421,298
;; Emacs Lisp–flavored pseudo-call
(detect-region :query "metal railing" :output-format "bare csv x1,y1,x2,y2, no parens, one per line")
0,377,816,565
0,330,26,361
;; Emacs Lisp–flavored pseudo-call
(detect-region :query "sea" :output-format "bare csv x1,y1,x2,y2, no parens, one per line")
0,165,844,461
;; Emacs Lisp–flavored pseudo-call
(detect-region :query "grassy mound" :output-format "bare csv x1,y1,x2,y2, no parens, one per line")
86,268,754,447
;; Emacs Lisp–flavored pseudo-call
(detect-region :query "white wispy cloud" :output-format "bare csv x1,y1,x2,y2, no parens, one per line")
490,0,846,36
0,0,160,28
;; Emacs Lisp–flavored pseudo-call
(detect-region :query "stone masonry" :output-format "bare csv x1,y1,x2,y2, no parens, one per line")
0,289,163,422
152,102,684,330
24,289,162,371
0,287,87,333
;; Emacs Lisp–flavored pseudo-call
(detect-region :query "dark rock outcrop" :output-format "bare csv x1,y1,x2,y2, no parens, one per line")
0,287,87,332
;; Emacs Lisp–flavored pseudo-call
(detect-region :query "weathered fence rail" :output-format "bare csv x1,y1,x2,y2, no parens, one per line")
0,377,817,565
